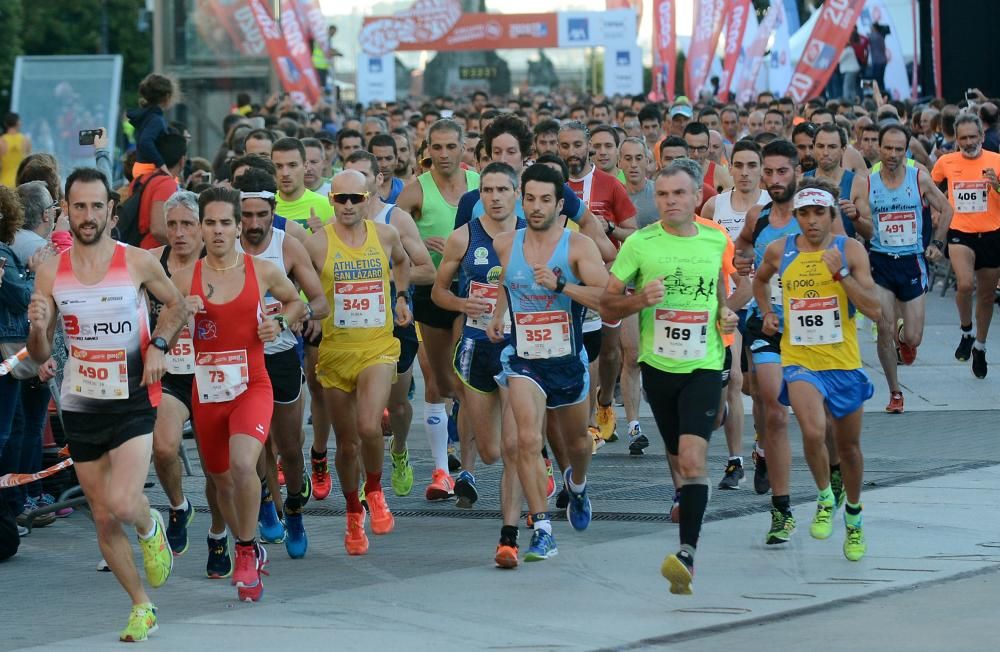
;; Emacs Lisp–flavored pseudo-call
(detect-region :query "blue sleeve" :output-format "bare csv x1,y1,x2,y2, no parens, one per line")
136,118,167,167
0,245,33,312
455,190,480,230
561,183,585,223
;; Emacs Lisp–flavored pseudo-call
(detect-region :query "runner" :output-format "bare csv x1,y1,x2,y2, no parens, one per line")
306,169,413,555
487,163,610,562
232,169,331,557
683,122,733,192
931,114,1000,378
368,133,406,203
591,125,624,184
170,187,306,602
272,138,334,229
27,168,187,641
857,123,953,412
432,161,525,563
753,179,881,562
391,128,417,185
602,162,738,594
806,124,874,240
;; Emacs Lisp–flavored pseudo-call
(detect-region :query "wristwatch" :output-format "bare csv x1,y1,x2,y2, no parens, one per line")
274,314,289,332
833,266,851,282
931,239,945,252
396,291,410,302
304,303,314,320
554,275,567,294
150,336,169,353
605,220,616,235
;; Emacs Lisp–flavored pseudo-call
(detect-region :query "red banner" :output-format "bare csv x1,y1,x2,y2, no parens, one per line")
277,3,322,104
360,0,464,56
200,0,258,57
735,3,780,103
718,0,751,102
292,0,329,57
685,0,728,99
362,13,557,53
246,0,317,108
786,0,866,102
652,0,676,102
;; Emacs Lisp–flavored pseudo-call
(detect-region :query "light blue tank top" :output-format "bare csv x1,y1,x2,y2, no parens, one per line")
869,166,923,256
751,203,801,321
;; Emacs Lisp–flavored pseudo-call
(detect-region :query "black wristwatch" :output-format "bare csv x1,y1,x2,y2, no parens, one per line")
397,291,410,302
554,275,567,294
150,336,169,353
931,239,945,251
605,220,616,235
274,315,289,332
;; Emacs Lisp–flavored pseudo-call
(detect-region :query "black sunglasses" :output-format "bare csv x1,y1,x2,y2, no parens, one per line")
330,192,370,205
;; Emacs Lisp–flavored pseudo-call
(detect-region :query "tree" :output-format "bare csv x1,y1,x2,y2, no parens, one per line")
0,2,25,114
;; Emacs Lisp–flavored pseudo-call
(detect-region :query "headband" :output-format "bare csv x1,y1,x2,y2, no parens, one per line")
240,191,275,201
793,188,836,210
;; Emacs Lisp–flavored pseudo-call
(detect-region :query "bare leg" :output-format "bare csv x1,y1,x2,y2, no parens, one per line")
755,362,790,496
151,395,187,507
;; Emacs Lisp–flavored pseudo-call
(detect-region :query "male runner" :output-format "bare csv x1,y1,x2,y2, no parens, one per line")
591,125,625,184
369,133,406,203
273,137,334,229
602,163,738,594
170,187,305,602
232,169,330,557
754,179,881,562
931,114,1000,378
433,161,525,563
306,170,412,555
302,137,331,197
391,128,416,184
858,124,953,412
27,168,187,641
806,124,874,240
487,163,609,562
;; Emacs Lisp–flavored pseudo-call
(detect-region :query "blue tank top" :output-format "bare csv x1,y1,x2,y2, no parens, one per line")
751,203,801,321
804,169,856,238
459,217,525,341
504,228,585,362
869,166,923,256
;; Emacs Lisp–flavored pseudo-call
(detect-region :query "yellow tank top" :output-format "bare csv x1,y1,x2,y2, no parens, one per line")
319,220,393,348
778,235,861,370
0,133,27,187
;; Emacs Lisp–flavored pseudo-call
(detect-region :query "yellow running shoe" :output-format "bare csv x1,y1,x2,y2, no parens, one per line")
139,510,173,588
589,426,604,455
596,403,617,441
844,524,867,561
119,602,157,642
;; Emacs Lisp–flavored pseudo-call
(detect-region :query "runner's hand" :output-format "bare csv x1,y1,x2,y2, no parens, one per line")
983,168,999,188
395,299,413,327
719,307,738,335
733,251,753,276
463,294,491,319
486,315,506,343
821,247,843,276
839,199,859,221
142,348,166,386
37,358,56,382
925,243,943,263
762,311,780,336
185,295,205,314
27,293,50,330
258,318,281,343
303,319,322,339
639,277,665,307
532,265,558,291
307,207,325,232
423,236,446,255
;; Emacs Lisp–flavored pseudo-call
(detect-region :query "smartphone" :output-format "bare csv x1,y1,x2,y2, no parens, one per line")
78,129,102,146
441,109,454,119
966,89,975,102
861,80,873,89
203,171,213,185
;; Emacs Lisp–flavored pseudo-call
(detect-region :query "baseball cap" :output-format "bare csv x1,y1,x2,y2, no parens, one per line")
670,104,693,119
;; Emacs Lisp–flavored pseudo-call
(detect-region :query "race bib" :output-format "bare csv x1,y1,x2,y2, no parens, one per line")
334,280,386,328
877,211,918,247
466,281,510,333
789,297,843,345
769,275,783,306
514,310,571,359
69,345,129,399
195,350,249,403
653,309,709,360
165,325,194,375
263,297,282,318
953,181,988,213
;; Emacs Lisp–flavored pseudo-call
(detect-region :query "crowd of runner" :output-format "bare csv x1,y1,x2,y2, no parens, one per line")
2,73,999,642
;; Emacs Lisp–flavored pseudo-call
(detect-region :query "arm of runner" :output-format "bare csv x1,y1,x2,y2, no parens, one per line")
844,146,870,177
487,233,512,343
919,169,955,262
431,226,483,317
751,240,782,335
577,208,617,263
847,173,874,240
302,227,328,276
284,235,330,322
131,248,190,385
717,267,738,335
538,233,608,311
283,218,310,244
258,258,306,343
824,239,882,322
395,178,423,221
391,206,436,286
380,223,413,327
733,205,760,275
149,200,168,245
727,272,752,312
909,137,934,169
701,195,717,221
25,259,58,364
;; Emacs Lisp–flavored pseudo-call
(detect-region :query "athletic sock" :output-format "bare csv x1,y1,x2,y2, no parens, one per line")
772,494,791,514
500,525,519,546
170,497,189,512
532,514,552,535
628,419,640,432
137,513,157,540
208,528,228,540
541,446,549,460
424,403,449,471
285,493,303,514
678,481,709,549
973,340,986,351
311,447,326,460
817,485,835,505
830,462,841,475
844,502,863,528
365,471,383,494
566,471,586,494
344,490,364,514
728,456,743,465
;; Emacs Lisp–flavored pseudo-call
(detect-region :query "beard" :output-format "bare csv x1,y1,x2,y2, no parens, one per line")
70,218,108,245
769,178,797,203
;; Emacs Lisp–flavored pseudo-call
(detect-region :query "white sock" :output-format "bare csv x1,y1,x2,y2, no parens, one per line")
729,456,743,465
973,340,986,351
137,512,157,540
424,403,449,471
208,528,228,540
628,420,640,433
170,497,189,512
567,470,586,494
534,518,552,534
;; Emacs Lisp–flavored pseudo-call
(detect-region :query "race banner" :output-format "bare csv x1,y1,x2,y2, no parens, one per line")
769,0,793,96
606,0,643,30
360,0,464,56
292,0,329,56
786,0,867,102
277,2,322,104
604,46,643,96
685,0,728,99
651,0,676,102
246,0,317,107
859,1,911,100
728,9,758,99
199,0,260,57
718,0,752,102
0,458,75,489
378,13,559,52
735,3,780,103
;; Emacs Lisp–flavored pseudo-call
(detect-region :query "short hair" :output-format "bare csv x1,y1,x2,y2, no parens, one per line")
336,128,363,149
731,139,763,161
762,139,798,165
814,123,846,147
3,112,19,129
954,113,984,135
777,96,795,108
638,105,662,124
861,123,880,136
878,122,911,145
231,168,278,201
558,120,590,139
659,136,689,153
271,137,306,160
754,132,779,146
590,124,620,146
428,118,464,142
699,107,720,120
344,150,379,177
198,187,241,223
163,190,200,219
363,116,388,133
16,159,61,201
480,161,518,189
230,154,276,178
16,180,51,231
484,114,533,157
533,154,569,183
619,136,649,156
667,157,704,186
683,122,710,139
301,137,324,155
765,109,786,125
64,167,111,203
810,107,835,123
474,138,488,163
521,162,565,201
245,128,275,145
791,122,817,141
367,133,397,155
156,132,187,169
533,119,560,138
655,160,701,190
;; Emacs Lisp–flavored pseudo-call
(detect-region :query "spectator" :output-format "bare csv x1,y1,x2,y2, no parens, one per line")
0,113,33,188
131,132,185,249
869,22,889,91
127,73,178,178
980,102,1000,153
839,40,861,101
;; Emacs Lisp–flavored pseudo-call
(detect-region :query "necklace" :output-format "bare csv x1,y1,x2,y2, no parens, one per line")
204,255,241,272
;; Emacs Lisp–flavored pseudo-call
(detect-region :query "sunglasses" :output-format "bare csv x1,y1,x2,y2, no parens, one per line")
330,192,370,205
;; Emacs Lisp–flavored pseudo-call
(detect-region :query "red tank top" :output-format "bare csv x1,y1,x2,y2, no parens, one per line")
190,255,270,404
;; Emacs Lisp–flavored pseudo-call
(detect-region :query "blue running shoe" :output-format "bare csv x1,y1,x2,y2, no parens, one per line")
454,471,478,509
165,501,194,556
523,529,558,562
258,490,286,544
206,534,232,579
284,512,308,559
563,467,592,531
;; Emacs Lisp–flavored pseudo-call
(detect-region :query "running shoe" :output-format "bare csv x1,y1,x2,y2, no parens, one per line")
495,543,519,569
139,510,173,588
359,481,367,510
810,502,834,540
119,603,157,642
752,447,770,495
277,460,285,487
258,490,286,544
885,391,904,414
447,402,461,471
590,426,605,454
718,460,745,490
390,439,414,497
381,407,392,437
299,471,312,504
661,551,694,595
234,543,264,602
454,470,479,509
408,375,415,400
564,467,592,531
311,453,332,501
284,512,308,559
17,496,55,528
627,423,649,456
17,525,28,537
766,508,796,545
523,529,558,561
596,403,617,441
972,347,988,379
897,320,917,365
447,445,462,472
344,511,369,555
670,490,680,523
545,457,557,499
425,468,455,501
843,524,867,561
37,493,73,517
955,333,974,361
831,469,846,511
555,486,569,510
206,535,233,579
166,501,194,556
367,490,395,535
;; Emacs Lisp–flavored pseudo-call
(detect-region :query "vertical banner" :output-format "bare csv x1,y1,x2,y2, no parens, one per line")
278,3,322,104
685,0,728,99
718,0,752,102
769,0,793,96
604,46,643,96
293,0,329,57
931,0,941,97
736,4,779,103
728,10,757,99
786,0,867,102
652,0,676,101
356,53,396,106
782,0,801,32
246,0,316,107
859,1,910,100
200,0,259,57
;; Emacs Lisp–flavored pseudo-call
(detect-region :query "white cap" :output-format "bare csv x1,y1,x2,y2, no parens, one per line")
793,188,836,210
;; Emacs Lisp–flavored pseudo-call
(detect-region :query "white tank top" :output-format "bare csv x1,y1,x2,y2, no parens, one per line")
372,203,394,225
238,228,297,354
714,190,771,241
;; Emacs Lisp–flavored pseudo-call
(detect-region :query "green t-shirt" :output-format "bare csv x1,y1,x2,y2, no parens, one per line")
610,222,728,373
276,189,334,226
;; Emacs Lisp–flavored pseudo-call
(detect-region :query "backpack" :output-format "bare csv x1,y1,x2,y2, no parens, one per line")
114,169,170,246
